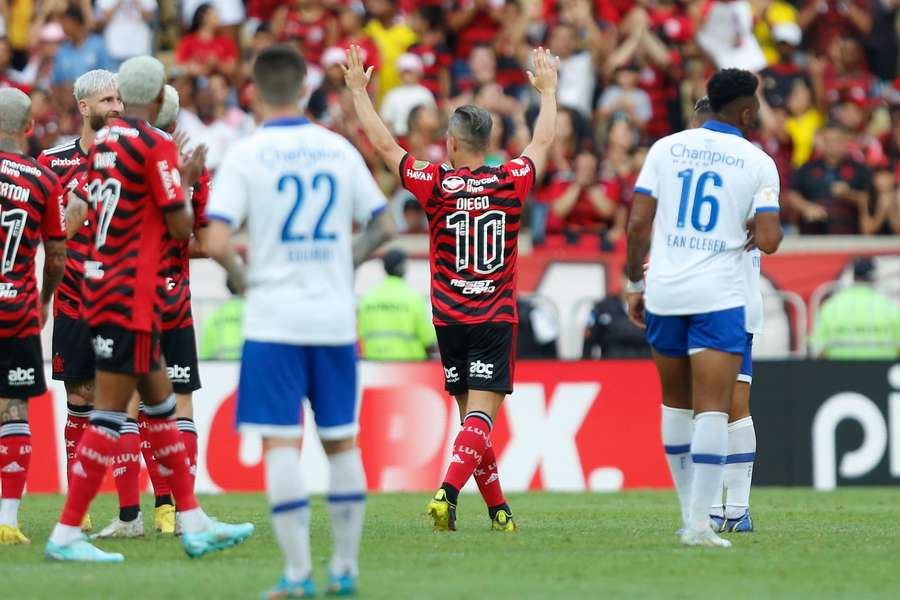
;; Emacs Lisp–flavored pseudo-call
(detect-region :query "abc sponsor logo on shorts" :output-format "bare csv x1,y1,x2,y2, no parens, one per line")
93,335,114,359
469,360,494,379
443,366,460,383
7,367,35,386
167,364,191,383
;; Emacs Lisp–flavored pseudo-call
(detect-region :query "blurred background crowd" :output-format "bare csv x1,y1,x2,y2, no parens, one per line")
5,0,900,249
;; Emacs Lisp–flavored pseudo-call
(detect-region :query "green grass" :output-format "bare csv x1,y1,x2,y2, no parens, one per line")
3,490,900,599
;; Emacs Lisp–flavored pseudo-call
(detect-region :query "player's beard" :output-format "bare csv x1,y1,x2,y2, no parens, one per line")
90,110,118,131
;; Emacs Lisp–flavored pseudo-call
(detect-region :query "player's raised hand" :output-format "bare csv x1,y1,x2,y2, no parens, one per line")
173,129,189,156
341,45,374,93
527,47,559,95
180,144,208,189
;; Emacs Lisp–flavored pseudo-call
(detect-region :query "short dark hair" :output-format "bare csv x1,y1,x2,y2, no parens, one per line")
693,96,712,116
448,105,492,153
417,5,444,31
707,69,758,113
63,6,85,25
253,45,307,106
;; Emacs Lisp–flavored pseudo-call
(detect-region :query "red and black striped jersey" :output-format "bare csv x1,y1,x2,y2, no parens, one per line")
160,168,210,331
38,139,89,319
81,117,186,333
0,151,66,338
398,153,535,326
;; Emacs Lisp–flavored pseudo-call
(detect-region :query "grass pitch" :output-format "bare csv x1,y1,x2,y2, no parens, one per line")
3,490,899,599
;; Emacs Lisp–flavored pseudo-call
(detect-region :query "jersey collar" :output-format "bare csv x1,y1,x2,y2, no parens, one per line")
701,120,744,138
262,117,311,128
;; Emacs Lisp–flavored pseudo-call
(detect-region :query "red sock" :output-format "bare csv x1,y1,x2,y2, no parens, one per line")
64,404,91,487
177,418,198,490
139,413,171,498
112,421,141,512
60,425,118,526
442,412,493,494
474,441,506,509
0,421,32,501
142,417,198,512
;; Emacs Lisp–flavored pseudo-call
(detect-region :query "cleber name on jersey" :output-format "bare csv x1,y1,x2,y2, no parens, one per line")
666,233,726,253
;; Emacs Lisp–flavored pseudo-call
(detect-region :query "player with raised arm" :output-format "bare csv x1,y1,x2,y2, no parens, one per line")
205,45,394,598
0,88,67,545
626,70,783,548
45,56,253,563
343,44,557,532
39,69,122,535
691,97,759,534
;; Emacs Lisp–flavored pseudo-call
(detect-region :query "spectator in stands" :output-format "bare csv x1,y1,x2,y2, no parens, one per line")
696,0,767,71
582,273,651,359
186,73,253,171
789,122,870,234
358,249,436,361
199,279,245,360
51,7,114,88
408,5,452,101
597,63,652,129
21,22,66,92
402,103,445,164
820,35,874,108
447,0,503,63
272,0,339,67
176,3,240,78
380,53,435,136
754,0,800,65
308,47,348,126
797,0,871,55
862,168,900,234
811,257,900,359
516,297,559,359
865,0,899,82
0,38,31,92
450,45,521,117
337,4,381,73
760,23,805,109
182,0,246,37
549,152,617,249
364,0,417,103
547,21,595,117
399,197,428,234
785,78,825,167
96,0,157,68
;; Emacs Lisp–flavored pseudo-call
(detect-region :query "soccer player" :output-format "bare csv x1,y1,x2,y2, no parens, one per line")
625,70,782,548
205,45,394,597
0,88,67,545
45,55,254,563
343,44,558,532
691,96,757,533
39,69,123,535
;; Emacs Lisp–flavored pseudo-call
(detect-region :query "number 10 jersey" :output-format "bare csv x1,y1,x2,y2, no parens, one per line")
399,153,535,326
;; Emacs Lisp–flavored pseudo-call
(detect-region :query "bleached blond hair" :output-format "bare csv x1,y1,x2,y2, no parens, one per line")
0,88,32,134
118,56,165,106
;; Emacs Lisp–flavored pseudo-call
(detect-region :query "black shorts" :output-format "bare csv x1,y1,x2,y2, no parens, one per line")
161,325,201,394
0,336,46,398
52,314,95,383
91,324,161,375
435,323,517,396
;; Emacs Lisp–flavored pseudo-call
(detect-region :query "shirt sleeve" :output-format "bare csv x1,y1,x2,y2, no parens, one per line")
207,146,248,229
504,156,536,200
752,156,781,214
147,137,186,212
351,148,388,225
398,153,440,207
42,177,67,240
634,140,662,198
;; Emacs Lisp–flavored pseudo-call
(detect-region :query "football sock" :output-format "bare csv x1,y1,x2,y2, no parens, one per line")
113,419,141,522
0,420,31,527
661,405,694,527
688,411,728,532
266,446,312,582
724,417,756,519
326,448,366,578
442,411,493,502
64,403,91,487
57,410,126,530
142,395,202,522
155,494,174,507
177,417,198,490
139,412,172,499
474,440,507,515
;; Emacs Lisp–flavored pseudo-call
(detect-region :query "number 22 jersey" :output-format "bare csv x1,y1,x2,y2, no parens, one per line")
399,153,535,326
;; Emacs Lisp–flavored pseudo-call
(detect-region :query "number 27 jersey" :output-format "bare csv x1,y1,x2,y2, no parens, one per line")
399,153,534,326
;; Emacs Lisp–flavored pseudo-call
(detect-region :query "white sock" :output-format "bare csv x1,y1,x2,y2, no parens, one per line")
688,411,728,532
662,405,694,527
0,498,20,527
327,448,366,578
179,507,213,533
266,446,311,583
724,417,755,519
49,522,83,546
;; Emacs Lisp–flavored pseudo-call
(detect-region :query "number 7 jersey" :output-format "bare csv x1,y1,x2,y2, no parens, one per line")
634,120,780,316
399,153,535,326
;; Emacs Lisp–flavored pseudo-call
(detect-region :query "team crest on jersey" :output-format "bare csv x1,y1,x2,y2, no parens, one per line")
412,160,430,170
442,176,465,194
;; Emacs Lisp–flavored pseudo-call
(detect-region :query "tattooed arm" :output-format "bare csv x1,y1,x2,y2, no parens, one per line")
41,238,66,328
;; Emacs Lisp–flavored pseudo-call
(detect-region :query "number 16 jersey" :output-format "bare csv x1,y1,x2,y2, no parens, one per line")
399,153,535,326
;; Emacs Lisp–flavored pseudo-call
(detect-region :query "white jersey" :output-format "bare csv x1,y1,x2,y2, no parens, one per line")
744,248,763,335
635,121,780,316
207,117,387,345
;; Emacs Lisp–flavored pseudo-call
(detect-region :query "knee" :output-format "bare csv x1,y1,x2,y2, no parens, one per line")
322,437,357,456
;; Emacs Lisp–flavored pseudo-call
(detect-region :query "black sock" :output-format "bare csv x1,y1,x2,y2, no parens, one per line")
440,483,459,506
488,503,511,520
154,494,173,508
119,505,140,522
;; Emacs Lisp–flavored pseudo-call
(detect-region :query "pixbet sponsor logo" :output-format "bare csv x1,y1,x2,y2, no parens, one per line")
93,335,114,359
168,364,192,383
8,367,35,386
469,360,494,379
51,157,81,168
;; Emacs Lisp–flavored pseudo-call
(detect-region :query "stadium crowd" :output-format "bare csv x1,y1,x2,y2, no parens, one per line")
2,0,900,247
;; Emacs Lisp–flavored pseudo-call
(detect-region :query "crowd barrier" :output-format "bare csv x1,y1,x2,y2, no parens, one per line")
22,359,900,495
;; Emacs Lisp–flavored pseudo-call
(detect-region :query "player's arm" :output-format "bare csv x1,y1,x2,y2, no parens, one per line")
204,222,246,295
205,152,248,294
64,189,87,240
40,186,67,326
352,207,395,269
521,47,559,179
342,45,406,175
625,192,657,328
749,161,784,255
163,145,208,240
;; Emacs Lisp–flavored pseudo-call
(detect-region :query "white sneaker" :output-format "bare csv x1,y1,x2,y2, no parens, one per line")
90,513,144,539
680,527,732,548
